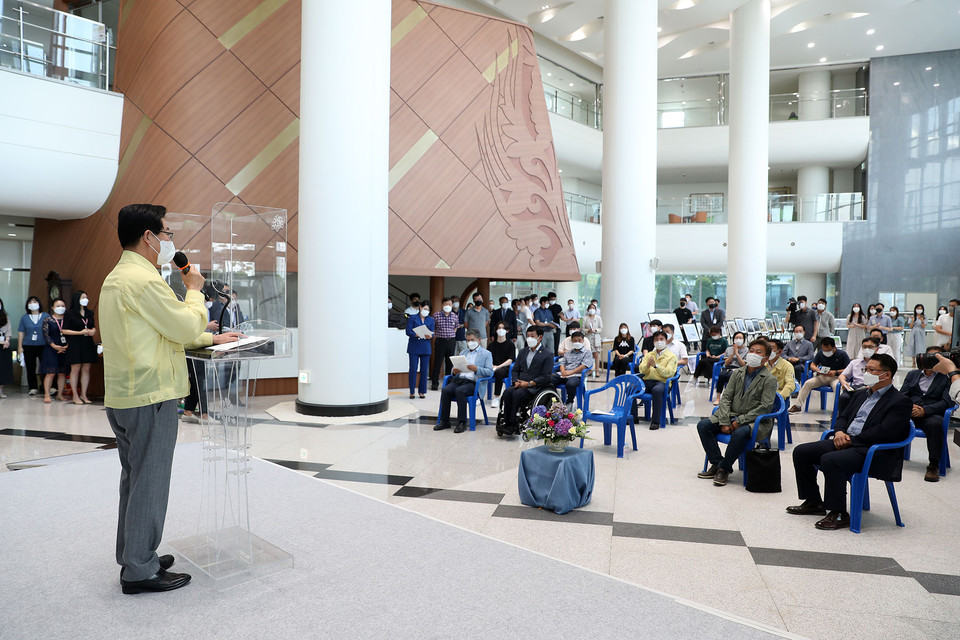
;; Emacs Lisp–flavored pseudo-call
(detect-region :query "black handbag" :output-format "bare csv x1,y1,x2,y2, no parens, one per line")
745,443,781,493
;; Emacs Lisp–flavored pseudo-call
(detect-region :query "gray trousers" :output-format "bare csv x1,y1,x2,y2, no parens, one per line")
106,399,178,581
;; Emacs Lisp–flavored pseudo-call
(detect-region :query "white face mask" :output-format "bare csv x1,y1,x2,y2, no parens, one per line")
467,341,479,350
745,352,764,368
420,308,430,317
388,302,393,310
734,338,744,346
28,302,40,312
53,306,66,315
821,350,835,357
620,328,628,335
442,305,452,313
149,232,176,266
862,372,881,387
568,304,575,310
496,328,507,337
817,303,825,311
853,306,861,313
799,302,806,309
588,309,596,315
452,302,459,310
890,312,898,318
79,298,89,307
654,341,666,351
794,333,804,341
572,341,585,350
526,337,539,348
860,348,875,358
665,332,673,340
939,309,949,317
710,334,721,341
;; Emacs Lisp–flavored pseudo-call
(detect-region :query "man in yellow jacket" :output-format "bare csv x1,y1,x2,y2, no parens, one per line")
100,204,240,595
765,338,797,400
633,330,679,430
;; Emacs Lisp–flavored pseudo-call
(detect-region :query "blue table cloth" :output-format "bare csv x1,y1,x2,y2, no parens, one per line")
518,445,595,515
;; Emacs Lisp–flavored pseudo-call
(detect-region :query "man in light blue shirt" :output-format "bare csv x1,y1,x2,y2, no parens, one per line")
436,329,494,433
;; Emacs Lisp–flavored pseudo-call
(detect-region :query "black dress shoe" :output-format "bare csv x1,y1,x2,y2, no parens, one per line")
698,464,718,479
159,554,174,571
649,422,660,431
454,421,467,433
786,500,827,516
814,510,851,531
434,421,451,431
430,384,439,391
121,568,191,594
713,468,729,486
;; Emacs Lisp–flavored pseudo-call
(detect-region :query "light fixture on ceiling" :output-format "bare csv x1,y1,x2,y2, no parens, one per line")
807,42,815,48
558,169,563,173
540,4,550,9
934,83,940,87
546,72,552,76
875,45,884,51
569,82,574,87
893,81,900,86
682,101,686,105
866,29,875,35
819,57,827,63
925,66,932,71
706,98,711,102
7,233,15,237
657,26,662,33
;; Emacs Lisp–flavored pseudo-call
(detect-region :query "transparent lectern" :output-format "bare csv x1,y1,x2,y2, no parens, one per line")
166,202,293,589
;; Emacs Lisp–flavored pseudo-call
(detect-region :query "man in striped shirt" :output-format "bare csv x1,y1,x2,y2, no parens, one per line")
430,297,460,390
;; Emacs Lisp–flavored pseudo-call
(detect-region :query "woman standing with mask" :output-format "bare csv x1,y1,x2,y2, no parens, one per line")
17,296,48,396
887,306,904,364
63,291,98,404
406,300,434,399
583,304,603,377
0,298,12,398
846,303,867,356
907,305,927,358
41,298,69,403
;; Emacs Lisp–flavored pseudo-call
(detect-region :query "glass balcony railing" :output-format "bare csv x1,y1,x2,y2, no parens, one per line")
656,193,865,224
544,85,602,129
564,192,601,224
0,0,110,90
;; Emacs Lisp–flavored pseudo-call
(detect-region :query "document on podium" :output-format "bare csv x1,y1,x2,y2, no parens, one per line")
413,324,433,339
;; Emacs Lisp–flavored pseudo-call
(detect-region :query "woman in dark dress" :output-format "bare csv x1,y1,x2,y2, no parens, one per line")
0,297,13,398
63,290,98,404
611,323,636,377
41,297,69,403
488,321,516,408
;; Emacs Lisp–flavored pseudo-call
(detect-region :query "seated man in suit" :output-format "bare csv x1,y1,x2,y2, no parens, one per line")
498,326,554,436
550,331,592,408
782,327,815,382
901,346,953,482
765,339,796,400
633,331,679,431
697,339,778,487
787,354,912,530
436,329,493,433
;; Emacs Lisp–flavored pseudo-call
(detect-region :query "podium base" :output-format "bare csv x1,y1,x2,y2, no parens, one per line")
169,526,293,591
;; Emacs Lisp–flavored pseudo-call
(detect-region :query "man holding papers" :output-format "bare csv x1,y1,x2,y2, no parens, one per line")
436,329,493,433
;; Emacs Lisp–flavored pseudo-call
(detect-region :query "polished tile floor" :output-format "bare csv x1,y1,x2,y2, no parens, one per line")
2,370,959,639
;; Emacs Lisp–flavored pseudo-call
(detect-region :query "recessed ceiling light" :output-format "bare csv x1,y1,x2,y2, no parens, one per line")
568,82,574,87
875,45,884,51
893,81,900,86
925,66,932,71
866,29,875,35
540,4,550,10
934,83,940,87
558,169,563,173
546,72,552,76
807,42,815,48
706,98,711,102
657,26,662,33
819,57,827,63
682,101,686,105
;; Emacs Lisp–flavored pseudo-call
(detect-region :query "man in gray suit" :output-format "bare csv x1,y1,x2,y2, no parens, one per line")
700,297,726,336
436,329,494,433
696,339,778,487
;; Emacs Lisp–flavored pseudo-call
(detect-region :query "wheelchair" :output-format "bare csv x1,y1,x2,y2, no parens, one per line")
495,385,563,437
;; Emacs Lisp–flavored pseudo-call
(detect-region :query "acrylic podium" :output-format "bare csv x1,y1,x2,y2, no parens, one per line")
166,202,293,589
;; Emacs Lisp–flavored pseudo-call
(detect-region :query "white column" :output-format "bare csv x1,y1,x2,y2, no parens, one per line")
726,0,770,319
797,165,829,222
797,70,831,222
296,0,390,416
600,0,657,335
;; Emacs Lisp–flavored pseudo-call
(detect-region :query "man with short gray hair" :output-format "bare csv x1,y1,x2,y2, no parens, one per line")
436,329,493,433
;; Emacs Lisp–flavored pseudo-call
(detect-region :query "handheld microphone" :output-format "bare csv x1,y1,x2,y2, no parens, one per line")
173,251,191,275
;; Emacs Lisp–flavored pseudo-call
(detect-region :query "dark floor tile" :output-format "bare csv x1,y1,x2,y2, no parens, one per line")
492,504,613,526
0,429,66,438
394,485,504,504
48,434,116,445
265,459,332,473
910,571,960,596
613,522,746,547
750,547,910,577
315,469,413,485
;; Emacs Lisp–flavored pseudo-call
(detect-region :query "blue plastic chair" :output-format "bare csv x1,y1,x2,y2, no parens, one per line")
904,407,954,477
435,373,494,431
702,394,786,486
709,355,726,402
819,423,916,533
553,361,592,409
777,380,801,450
797,358,815,387
487,362,515,401
666,371,681,423
606,349,636,382
579,374,644,458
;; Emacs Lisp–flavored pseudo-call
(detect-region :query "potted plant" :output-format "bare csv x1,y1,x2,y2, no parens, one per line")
521,402,589,452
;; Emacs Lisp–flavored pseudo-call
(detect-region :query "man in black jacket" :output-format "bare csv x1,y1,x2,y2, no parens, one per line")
787,354,911,530
498,326,553,436
901,346,953,482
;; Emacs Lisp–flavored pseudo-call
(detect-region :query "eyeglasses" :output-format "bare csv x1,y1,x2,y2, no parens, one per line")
864,367,886,375
157,229,174,240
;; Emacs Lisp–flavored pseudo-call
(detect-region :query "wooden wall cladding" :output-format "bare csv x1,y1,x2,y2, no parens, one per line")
29,0,576,332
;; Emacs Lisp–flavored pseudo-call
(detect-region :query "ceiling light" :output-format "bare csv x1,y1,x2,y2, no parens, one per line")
682,101,686,105
893,82,900,86
875,45,884,51
706,98,711,102
568,82,574,87
934,83,940,87
819,57,827,63
866,29,875,35
925,66,932,71
546,72,552,76
7,233,15,237
807,42,815,48
558,169,563,173
540,4,550,9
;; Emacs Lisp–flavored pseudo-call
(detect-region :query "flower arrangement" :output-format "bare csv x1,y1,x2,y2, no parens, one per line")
522,402,588,449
